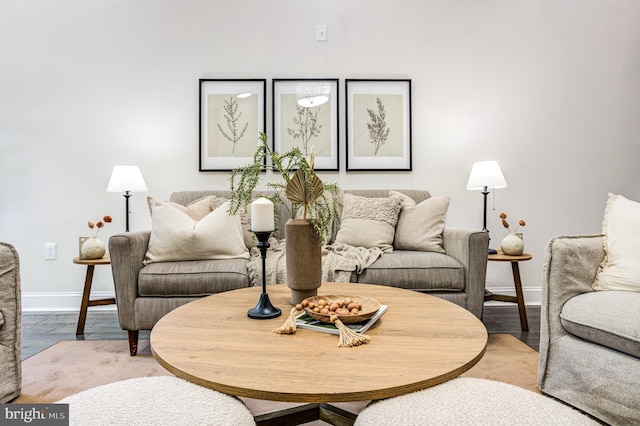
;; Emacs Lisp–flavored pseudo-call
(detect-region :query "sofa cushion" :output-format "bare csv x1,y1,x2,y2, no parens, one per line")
356,251,465,291
146,195,213,220
334,193,401,252
139,259,250,296
560,291,640,358
209,196,254,249
144,199,249,265
390,191,449,253
593,193,640,292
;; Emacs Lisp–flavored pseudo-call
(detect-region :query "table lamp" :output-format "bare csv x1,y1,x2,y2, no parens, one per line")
106,165,148,232
466,160,507,254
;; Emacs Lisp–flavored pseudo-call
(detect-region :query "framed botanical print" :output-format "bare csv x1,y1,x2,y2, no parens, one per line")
272,79,339,171
345,79,412,171
199,79,266,171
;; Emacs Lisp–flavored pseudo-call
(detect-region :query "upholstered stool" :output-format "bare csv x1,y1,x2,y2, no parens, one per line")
57,376,255,425
354,377,598,425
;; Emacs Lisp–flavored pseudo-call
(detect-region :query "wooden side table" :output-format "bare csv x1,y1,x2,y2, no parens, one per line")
73,256,116,336
485,251,532,332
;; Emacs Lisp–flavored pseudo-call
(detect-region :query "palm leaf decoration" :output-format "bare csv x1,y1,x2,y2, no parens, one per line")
229,133,340,241
285,164,324,219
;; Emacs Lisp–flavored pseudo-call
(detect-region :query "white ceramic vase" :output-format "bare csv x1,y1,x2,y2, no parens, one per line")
501,233,524,256
81,237,106,259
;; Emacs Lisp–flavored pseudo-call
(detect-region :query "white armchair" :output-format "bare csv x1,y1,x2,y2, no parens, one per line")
538,235,640,425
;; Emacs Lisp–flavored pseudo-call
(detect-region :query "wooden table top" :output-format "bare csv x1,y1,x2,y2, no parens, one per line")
72,256,110,265
150,282,488,403
488,251,532,262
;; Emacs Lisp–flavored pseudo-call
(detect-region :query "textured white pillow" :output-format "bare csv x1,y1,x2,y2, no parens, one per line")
334,193,401,252
593,193,640,291
390,191,450,253
144,199,249,264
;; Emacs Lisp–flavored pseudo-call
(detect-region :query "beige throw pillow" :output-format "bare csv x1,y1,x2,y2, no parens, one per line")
593,193,640,292
334,193,401,252
146,195,213,220
390,191,450,253
210,196,253,249
144,198,249,264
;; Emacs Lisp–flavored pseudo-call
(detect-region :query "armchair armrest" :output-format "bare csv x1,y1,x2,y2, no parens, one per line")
443,228,489,318
109,231,150,330
538,234,604,381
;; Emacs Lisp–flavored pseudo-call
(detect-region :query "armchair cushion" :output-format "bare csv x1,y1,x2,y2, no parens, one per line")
144,199,249,264
593,193,640,292
560,291,640,358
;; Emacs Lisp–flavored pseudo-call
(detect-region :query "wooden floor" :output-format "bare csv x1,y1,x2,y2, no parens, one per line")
21,305,540,361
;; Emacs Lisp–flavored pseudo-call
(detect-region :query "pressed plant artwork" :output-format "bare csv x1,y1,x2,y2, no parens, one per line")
217,96,249,154
273,79,339,171
366,97,390,155
287,104,323,156
199,79,265,171
346,79,411,171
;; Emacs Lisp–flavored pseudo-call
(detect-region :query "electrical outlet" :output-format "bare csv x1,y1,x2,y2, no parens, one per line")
45,242,56,260
316,24,327,42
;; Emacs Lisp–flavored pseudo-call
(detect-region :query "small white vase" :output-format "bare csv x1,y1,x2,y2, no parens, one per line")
81,237,106,259
501,233,524,256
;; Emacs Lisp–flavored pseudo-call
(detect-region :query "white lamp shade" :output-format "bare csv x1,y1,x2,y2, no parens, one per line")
106,165,148,193
466,161,508,190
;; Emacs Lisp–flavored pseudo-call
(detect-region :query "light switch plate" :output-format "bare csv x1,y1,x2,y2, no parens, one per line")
316,24,327,42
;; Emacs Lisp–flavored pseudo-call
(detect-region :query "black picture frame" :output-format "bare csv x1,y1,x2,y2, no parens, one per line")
199,79,267,171
345,79,412,171
272,78,339,171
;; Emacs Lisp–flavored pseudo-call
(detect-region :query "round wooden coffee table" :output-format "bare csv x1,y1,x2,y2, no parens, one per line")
151,282,487,423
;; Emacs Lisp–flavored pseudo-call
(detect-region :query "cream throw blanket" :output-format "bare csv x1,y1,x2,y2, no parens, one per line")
247,238,383,286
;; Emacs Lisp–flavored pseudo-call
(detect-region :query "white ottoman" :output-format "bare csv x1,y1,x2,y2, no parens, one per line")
355,377,598,425
57,376,255,426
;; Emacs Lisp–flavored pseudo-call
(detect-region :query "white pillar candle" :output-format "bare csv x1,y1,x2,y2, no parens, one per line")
251,197,275,232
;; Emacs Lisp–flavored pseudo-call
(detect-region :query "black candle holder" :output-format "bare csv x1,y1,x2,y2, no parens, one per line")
247,230,281,319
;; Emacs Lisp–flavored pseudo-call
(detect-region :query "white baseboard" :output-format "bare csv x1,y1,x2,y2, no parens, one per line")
22,287,541,312
22,291,117,312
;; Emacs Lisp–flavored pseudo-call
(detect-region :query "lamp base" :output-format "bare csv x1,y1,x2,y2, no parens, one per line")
488,248,498,255
248,293,282,319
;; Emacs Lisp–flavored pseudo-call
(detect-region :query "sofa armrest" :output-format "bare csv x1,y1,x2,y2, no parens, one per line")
538,234,604,374
442,228,489,318
109,231,150,330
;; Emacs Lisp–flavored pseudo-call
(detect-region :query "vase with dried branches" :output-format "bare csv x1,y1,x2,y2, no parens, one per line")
228,132,340,303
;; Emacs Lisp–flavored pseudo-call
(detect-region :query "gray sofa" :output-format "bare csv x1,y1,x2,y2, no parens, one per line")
110,189,489,355
538,235,640,425
0,242,21,402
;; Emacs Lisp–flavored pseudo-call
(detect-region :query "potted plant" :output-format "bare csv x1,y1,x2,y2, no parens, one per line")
228,132,340,303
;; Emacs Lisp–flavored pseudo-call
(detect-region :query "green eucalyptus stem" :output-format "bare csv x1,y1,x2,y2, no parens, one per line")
228,132,339,242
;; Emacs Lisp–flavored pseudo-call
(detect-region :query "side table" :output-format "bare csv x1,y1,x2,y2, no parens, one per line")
485,251,532,332
73,256,116,336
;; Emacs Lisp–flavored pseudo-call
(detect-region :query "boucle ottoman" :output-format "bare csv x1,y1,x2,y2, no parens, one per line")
57,376,255,426
354,378,598,425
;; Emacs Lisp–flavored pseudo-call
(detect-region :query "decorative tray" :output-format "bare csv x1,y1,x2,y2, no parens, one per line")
300,294,381,324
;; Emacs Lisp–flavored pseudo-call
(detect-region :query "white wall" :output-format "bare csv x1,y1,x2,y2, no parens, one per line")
1,0,639,310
